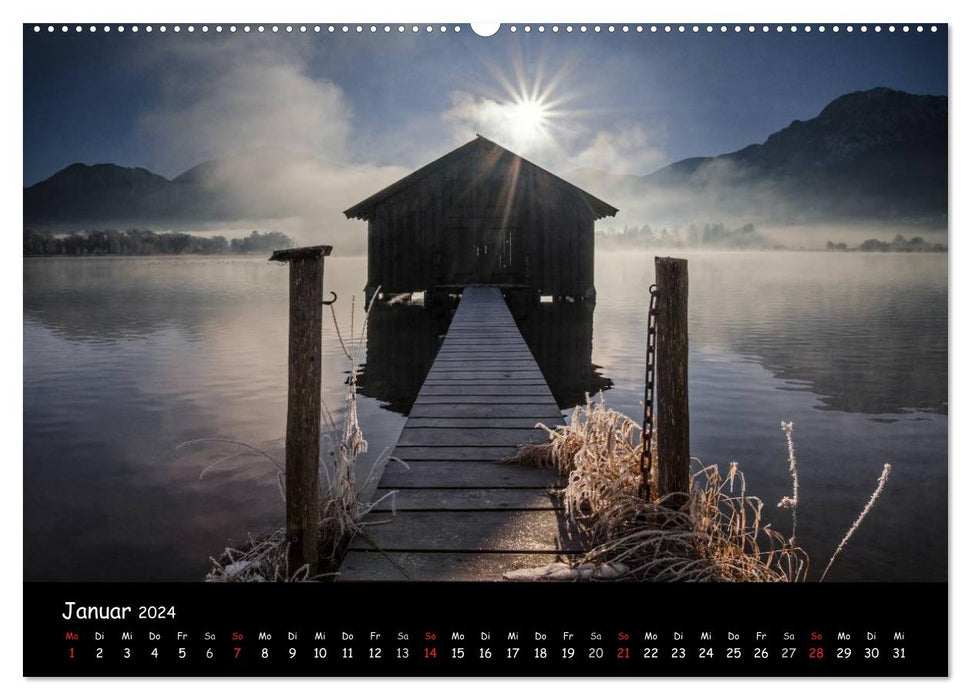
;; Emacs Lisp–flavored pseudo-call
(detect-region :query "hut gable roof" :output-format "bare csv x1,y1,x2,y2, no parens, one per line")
343,135,619,221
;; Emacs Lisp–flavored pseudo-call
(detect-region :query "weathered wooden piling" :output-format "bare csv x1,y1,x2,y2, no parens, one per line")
269,244,332,576
655,257,690,499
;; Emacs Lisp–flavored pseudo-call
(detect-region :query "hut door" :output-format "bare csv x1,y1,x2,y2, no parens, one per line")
475,227,513,282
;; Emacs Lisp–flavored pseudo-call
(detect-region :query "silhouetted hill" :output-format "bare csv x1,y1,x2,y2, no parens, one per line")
573,88,947,226
24,163,175,224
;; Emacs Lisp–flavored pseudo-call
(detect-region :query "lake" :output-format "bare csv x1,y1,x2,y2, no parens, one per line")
23,251,947,582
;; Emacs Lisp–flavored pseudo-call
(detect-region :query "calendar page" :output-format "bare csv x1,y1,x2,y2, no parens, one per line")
22,18,948,677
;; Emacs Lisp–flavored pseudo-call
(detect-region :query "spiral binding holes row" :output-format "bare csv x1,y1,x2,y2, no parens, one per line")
32,24,940,35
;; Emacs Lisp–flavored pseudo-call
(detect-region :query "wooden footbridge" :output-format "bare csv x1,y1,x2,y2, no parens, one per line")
339,286,580,580
269,246,690,582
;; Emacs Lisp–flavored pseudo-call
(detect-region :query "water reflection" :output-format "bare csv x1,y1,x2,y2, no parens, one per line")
357,299,453,414
514,301,613,408
592,251,948,418
358,296,613,414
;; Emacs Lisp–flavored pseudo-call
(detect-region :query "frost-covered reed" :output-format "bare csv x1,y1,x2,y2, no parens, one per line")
505,394,890,583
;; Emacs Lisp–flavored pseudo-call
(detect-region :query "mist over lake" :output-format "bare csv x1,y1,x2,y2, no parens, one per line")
23,250,945,582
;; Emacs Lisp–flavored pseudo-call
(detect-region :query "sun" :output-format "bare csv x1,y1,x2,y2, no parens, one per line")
508,98,550,143
477,57,573,150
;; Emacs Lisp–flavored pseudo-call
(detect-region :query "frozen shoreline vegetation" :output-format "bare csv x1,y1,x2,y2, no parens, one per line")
503,396,891,583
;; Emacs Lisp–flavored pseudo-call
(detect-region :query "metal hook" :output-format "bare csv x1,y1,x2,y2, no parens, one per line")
322,291,338,306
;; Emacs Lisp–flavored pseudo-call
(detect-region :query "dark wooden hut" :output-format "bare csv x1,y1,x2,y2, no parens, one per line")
344,135,618,302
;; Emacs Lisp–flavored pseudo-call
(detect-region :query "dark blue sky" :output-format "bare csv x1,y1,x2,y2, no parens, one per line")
23,24,947,186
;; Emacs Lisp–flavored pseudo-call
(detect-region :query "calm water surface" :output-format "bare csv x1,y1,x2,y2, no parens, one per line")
23,251,946,582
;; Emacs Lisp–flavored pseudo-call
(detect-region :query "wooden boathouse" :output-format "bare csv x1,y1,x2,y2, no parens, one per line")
344,135,618,302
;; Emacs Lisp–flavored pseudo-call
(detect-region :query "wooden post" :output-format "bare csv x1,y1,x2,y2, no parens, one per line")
269,244,333,576
654,257,690,499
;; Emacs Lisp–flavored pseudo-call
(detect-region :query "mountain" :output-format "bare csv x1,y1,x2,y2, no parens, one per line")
24,163,175,225
572,88,947,226
23,148,321,228
24,88,947,230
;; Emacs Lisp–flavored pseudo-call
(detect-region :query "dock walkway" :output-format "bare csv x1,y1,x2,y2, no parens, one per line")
339,286,580,581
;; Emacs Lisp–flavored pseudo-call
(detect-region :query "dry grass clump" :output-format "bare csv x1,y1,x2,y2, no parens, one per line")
198,289,399,582
507,394,889,583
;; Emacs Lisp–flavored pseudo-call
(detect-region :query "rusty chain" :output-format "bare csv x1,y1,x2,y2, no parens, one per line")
640,283,658,499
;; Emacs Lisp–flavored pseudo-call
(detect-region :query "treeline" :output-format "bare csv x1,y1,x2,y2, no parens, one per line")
23,229,295,256
596,222,774,250
826,234,946,253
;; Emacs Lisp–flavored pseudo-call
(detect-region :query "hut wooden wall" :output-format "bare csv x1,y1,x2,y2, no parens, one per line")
364,149,597,299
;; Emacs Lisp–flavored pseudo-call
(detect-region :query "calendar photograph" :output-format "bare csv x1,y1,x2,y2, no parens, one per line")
22,20,948,677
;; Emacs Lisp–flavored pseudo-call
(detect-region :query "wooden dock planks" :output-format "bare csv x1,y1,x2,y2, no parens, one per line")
337,286,576,582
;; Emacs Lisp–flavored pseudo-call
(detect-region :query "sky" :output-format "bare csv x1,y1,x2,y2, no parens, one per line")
23,24,948,187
